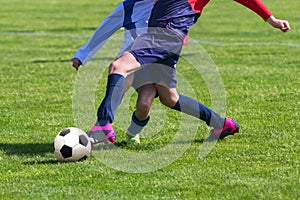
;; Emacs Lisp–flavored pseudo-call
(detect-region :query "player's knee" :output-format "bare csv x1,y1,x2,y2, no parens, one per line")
135,98,151,120
109,61,121,74
159,96,177,108
159,90,179,107
136,100,151,114
159,98,172,107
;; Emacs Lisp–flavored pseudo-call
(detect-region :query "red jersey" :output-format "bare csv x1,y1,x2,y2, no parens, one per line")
151,0,272,21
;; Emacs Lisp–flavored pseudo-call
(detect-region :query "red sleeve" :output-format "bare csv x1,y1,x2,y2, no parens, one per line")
234,0,272,21
183,34,189,46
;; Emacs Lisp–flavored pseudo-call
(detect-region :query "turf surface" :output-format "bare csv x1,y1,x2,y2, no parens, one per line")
0,0,299,199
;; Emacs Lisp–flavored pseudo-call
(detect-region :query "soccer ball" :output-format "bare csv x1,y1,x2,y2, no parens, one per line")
54,127,92,162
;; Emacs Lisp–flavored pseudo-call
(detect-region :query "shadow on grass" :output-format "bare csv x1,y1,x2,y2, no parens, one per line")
0,143,53,156
23,159,60,165
0,139,208,164
31,57,115,64
92,138,207,152
0,139,207,155
48,26,98,32
0,143,61,165
23,156,93,165
31,59,70,63
194,139,205,143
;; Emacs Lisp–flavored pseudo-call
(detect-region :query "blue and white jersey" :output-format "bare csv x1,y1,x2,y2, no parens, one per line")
71,0,155,65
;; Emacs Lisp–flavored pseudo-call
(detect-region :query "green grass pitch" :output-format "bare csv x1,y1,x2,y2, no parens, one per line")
0,0,299,199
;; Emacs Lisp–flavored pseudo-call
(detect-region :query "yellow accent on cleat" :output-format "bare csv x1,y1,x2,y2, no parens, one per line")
126,133,140,145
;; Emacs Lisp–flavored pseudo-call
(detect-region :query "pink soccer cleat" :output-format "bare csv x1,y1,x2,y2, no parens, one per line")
205,118,240,141
87,123,116,144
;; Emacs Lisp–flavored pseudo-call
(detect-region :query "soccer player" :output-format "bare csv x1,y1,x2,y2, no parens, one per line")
76,0,291,145
71,0,192,145
125,1,290,144
71,0,157,144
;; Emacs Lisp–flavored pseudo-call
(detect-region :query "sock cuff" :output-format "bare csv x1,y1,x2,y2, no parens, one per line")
107,73,125,86
171,96,181,111
128,112,150,135
132,112,150,127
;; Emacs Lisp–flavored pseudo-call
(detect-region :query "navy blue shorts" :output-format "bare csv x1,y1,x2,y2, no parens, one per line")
129,14,198,66
129,27,183,68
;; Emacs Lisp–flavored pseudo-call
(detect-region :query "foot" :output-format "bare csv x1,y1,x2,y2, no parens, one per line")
205,118,240,141
126,133,140,145
87,123,116,144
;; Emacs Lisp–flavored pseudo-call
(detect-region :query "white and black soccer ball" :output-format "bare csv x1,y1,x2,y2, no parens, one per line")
54,127,92,162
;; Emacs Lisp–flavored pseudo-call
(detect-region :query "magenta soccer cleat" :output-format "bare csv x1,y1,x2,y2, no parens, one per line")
87,123,116,144
205,118,240,141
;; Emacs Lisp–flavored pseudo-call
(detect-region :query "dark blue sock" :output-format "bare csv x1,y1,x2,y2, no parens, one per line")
171,94,224,129
97,74,125,126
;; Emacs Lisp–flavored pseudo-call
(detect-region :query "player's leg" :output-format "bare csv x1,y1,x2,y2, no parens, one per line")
126,84,157,145
155,84,240,141
98,51,141,123
155,85,222,127
88,52,142,144
89,12,197,144
135,84,157,121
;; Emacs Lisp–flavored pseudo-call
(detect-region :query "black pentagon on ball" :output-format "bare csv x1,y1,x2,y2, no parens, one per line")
59,128,71,136
78,155,88,161
60,145,72,158
79,135,89,146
